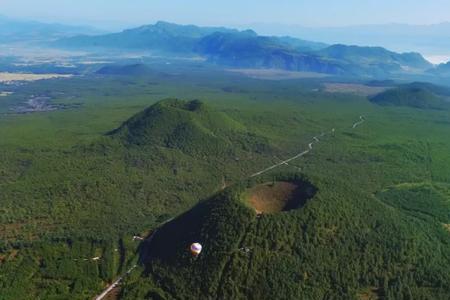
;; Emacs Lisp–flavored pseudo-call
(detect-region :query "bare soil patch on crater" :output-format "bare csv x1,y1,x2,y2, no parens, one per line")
245,181,316,214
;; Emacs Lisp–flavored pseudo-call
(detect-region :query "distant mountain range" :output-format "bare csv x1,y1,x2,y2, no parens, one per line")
55,21,237,53
194,30,344,74
246,22,450,62
430,61,450,77
54,21,435,78
0,15,102,43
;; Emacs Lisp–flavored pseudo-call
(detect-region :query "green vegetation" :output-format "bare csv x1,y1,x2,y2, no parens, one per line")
110,98,270,156
1,65,450,299
122,172,450,299
96,64,154,76
370,82,450,109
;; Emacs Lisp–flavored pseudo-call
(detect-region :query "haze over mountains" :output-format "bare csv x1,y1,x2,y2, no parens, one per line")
0,15,102,43
1,15,450,80
246,22,450,64
55,21,436,78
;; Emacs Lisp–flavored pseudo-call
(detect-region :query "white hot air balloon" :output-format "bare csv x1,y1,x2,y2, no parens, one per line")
190,243,202,257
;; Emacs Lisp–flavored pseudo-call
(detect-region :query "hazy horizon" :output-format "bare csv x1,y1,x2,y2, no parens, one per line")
1,0,450,30
1,0,450,64
3,14,450,64
3,15,450,32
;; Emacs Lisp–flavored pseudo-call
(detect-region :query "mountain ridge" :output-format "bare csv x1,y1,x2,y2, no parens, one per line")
54,21,433,77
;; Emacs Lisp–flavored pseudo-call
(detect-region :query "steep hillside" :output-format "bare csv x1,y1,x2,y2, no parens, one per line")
53,21,435,78
109,98,270,156
122,173,450,299
317,44,432,76
276,36,328,52
196,31,344,74
319,45,431,69
370,82,450,109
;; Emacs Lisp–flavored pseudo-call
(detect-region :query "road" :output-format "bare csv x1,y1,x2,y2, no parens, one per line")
250,132,325,178
93,218,173,300
251,116,364,178
94,265,137,300
352,115,365,129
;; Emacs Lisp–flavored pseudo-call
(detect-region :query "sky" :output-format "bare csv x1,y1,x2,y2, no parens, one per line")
1,0,450,30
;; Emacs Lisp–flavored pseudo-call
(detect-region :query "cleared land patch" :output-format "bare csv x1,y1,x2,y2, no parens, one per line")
245,181,315,213
0,92,13,97
358,287,381,300
324,83,389,96
227,68,329,80
443,224,450,233
0,72,72,83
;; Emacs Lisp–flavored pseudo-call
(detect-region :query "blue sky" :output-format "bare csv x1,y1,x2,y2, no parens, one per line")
1,0,450,29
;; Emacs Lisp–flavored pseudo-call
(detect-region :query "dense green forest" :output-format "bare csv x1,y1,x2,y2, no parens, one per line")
1,66,450,299
370,82,450,109
123,173,450,299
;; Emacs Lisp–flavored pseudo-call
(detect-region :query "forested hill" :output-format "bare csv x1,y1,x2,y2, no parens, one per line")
121,173,450,299
109,98,271,156
370,82,450,109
